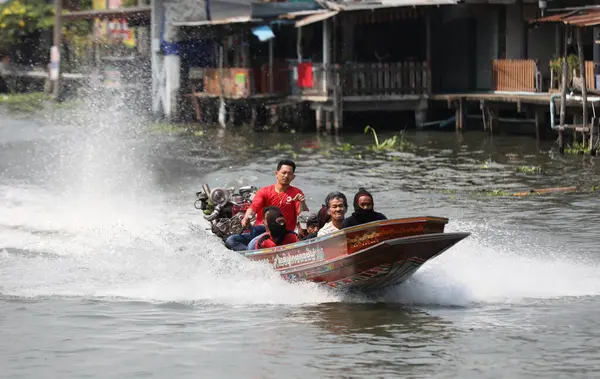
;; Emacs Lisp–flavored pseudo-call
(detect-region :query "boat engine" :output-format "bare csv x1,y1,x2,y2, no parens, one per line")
194,183,258,239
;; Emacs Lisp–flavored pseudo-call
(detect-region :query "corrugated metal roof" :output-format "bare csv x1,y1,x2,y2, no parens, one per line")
295,10,339,27
530,9,600,27
61,6,151,21
172,17,261,27
322,0,460,11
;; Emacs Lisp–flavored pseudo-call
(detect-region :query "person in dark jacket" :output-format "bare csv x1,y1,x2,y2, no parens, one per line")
341,188,387,229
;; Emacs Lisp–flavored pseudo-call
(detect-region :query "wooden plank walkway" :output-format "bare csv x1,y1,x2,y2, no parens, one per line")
431,92,600,107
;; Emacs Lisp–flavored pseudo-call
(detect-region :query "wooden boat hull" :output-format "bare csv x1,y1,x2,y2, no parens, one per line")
242,217,469,293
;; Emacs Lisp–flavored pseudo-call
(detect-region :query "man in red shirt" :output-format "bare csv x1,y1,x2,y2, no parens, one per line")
225,159,308,251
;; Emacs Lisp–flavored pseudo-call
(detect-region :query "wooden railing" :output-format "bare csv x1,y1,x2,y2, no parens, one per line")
287,61,429,97
202,68,251,98
585,61,595,90
287,62,328,96
549,60,596,92
341,62,429,96
188,65,291,98
190,61,430,98
492,59,537,92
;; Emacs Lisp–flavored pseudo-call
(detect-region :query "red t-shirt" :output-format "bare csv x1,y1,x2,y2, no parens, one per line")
251,185,305,231
259,232,299,248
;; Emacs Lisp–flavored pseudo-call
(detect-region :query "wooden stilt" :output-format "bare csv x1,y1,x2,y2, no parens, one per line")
325,111,332,133
52,0,63,100
333,67,342,131
268,39,274,94
459,98,464,130
577,27,590,152
535,110,541,143
559,25,569,155
455,102,460,133
316,107,323,133
251,105,258,128
480,100,487,131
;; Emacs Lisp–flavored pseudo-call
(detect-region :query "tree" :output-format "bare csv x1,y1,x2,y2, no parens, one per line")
0,0,54,56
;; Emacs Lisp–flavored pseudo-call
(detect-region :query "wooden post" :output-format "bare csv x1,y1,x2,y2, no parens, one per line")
296,27,303,62
455,101,460,133
425,9,432,94
333,67,342,131
268,38,274,93
316,106,323,133
535,110,541,143
52,0,62,99
322,18,331,94
459,98,464,130
218,43,226,128
577,27,588,150
559,25,569,154
251,105,258,128
480,100,487,131
325,111,332,133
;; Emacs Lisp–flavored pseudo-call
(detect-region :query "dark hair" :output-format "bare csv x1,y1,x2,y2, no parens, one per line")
263,205,280,219
277,159,296,173
324,191,348,209
306,213,319,227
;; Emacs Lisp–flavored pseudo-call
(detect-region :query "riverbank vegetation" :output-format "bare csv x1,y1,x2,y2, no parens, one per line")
0,91,79,114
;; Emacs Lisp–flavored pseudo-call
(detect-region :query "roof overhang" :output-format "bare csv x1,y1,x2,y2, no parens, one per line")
61,6,151,22
530,9,600,27
295,10,339,27
320,0,460,11
171,17,261,27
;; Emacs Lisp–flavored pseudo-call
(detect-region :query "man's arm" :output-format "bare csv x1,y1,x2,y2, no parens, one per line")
243,188,264,228
242,207,256,228
293,193,309,212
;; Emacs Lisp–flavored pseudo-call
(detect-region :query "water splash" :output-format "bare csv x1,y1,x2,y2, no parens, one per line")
380,220,600,306
0,95,341,305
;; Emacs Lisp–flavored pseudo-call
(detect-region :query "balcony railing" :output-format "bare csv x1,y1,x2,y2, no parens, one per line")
492,59,538,92
287,61,430,97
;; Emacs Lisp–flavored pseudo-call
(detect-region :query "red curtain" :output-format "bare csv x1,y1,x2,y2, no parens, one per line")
297,63,313,88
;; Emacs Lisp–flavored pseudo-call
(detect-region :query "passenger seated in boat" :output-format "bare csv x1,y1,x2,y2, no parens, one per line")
225,159,308,251
247,206,299,250
341,188,387,229
297,212,319,240
317,191,348,237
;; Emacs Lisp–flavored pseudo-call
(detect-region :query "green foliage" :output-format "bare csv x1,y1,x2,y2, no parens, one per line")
0,92,50,112
517,165,541,174
0,0,55,54
564,141,597,155
363,125,415,152
364,125,398,151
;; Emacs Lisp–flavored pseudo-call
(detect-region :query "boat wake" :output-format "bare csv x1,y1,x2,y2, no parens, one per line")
3,182,600,308
380,220,600,306
2,107,600,308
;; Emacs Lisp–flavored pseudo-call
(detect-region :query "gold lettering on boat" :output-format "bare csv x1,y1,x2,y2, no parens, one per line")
347,225,426,250
256,247,326,269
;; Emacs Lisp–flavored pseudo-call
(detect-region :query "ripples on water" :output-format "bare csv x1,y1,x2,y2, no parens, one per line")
2,104,600,378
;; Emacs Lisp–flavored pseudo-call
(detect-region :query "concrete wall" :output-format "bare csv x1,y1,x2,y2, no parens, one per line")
506,1,526,59
527,23,556,78
475,6,498,90
431,4,475,93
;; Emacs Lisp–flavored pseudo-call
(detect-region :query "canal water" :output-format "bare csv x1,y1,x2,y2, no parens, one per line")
2,104,600,378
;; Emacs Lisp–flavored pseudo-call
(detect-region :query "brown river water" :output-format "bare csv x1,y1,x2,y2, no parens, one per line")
1,103,600,378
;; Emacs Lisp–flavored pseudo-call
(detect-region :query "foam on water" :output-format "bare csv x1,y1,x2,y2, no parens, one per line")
0,181,340,305
381,220,600,306
0,103,339,305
